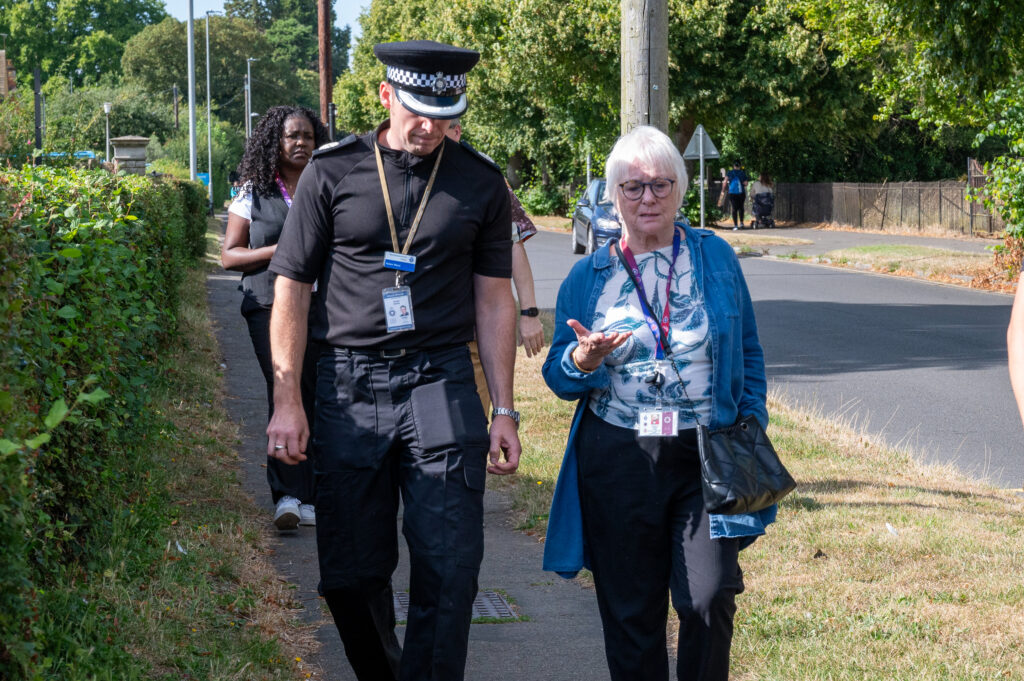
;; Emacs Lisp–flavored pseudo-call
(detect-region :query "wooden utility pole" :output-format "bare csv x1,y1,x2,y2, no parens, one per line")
620,0,668,135
318,0,333,125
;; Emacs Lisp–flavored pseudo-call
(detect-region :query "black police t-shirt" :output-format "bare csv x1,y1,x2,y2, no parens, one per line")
269,123,512,350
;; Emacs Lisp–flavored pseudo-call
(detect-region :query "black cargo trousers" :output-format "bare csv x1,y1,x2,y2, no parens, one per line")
313,344,490,681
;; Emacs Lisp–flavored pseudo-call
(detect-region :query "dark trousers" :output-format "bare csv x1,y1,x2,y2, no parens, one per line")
314,345,489,681
728,193,746,226
240,296,317,504
577,409,744,681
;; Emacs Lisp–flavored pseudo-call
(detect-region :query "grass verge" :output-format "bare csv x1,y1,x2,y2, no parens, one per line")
530,214,572,231
816,244,991,280
500,313,1024,678
710,228,815,250
89,223,315,680
817,221,1004,242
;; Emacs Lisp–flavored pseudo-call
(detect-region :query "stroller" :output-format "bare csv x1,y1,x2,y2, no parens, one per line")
749,191,775,229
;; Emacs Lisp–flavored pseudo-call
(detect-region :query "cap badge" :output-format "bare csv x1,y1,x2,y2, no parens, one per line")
431,71,446,95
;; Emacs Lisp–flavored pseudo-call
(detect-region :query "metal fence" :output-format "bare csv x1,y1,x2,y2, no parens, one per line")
771,179,1002,236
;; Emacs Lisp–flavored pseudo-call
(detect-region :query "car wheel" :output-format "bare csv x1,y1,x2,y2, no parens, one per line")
586,227,596,254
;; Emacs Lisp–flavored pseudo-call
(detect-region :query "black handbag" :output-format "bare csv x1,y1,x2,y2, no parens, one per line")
696,415,796,515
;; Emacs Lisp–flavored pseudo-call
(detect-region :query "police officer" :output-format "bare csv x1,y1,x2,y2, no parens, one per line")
265,40,522,681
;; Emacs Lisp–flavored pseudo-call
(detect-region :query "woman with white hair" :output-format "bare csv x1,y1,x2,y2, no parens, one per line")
542,126,776,680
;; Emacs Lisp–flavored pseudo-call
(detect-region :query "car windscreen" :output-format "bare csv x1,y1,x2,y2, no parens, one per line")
595,181,613,207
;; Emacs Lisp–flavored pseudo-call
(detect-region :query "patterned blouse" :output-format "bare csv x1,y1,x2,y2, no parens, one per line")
586,240,712,430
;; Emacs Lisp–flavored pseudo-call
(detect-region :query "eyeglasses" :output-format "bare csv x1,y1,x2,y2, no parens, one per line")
619,178,675,201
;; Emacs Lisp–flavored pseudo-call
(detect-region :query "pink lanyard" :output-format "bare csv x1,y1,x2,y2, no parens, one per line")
274,175,293,207
616,228,681,360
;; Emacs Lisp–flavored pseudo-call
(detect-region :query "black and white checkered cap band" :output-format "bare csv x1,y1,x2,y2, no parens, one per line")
386,66,466,95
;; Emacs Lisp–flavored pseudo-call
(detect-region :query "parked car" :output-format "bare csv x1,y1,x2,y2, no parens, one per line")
572,178,620,254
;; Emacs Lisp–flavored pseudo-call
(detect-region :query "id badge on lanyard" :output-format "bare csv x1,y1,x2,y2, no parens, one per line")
638,408,678,437
617,231,682,437
374,139,444,333
383,286,415,332
637,362,678,437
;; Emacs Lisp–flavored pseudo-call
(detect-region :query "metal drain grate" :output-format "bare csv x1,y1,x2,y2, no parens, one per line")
393,589,516,621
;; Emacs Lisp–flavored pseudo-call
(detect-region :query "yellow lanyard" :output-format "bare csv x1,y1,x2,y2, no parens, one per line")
374,139,445,255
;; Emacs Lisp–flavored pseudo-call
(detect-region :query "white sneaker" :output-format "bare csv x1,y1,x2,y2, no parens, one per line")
299,504,316,526
274,496,300,531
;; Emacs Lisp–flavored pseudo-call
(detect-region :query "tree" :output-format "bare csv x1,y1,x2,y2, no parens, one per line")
42,82,173,154
795,0,1024,271
224,0,350,76
335,0,986,207
266,17,317,70
121,16,317,127
1,0,166,88
224,0,276,28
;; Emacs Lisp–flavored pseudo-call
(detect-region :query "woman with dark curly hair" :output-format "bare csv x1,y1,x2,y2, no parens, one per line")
221,105,330,532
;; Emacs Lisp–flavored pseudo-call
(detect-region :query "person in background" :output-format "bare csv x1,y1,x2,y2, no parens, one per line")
716,166,728,211
1008,275,1024,426
221,105,329,532
725,160,749,229
750,171,773,198
445,119,545,414
542,125,775,681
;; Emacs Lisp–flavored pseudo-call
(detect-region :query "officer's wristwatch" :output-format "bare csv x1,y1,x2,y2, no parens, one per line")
520,307,539,317
491,406,521,427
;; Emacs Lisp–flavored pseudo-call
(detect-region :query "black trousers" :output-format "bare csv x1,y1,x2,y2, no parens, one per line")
728,193,746,226
577,409,744,681
240,295,317,504
314,345,490,681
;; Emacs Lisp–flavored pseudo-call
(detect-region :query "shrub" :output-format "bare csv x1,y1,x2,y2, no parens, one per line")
0,166,205,678
519,182,566,216
682,184,724,226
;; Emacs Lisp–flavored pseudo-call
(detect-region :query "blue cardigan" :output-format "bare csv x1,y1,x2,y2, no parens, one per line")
541,223,777,578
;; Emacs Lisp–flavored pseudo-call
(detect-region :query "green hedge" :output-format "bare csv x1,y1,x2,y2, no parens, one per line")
0,167,205,678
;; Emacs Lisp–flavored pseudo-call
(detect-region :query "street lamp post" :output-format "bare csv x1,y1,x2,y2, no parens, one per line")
205,10,220,213
245,57,257,138
186,0,197,180
103,101,112,163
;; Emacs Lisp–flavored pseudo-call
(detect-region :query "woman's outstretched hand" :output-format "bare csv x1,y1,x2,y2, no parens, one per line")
567,319,632,372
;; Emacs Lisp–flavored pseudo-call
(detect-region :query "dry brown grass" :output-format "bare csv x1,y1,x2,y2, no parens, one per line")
505,316,1024,679
707,228,814,250
816,244,996,286
530,214,572,232
816,221,1004,242
133,239,321,680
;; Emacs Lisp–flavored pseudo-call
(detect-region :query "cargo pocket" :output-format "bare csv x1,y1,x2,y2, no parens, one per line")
410,380,458,451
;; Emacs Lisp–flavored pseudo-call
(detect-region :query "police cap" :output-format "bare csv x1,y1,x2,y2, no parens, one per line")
374,40,480,120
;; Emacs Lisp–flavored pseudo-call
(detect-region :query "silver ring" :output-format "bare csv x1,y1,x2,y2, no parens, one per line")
274,444,285,451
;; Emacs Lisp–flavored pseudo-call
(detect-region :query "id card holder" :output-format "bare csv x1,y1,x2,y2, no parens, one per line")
383,286,415,332
383,251,416,272
637,409,678,437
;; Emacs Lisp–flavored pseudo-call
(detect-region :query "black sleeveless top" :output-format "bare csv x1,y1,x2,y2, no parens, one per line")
241,190,289,306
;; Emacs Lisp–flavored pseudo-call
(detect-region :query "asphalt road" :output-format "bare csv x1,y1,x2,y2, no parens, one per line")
526,229,1021,490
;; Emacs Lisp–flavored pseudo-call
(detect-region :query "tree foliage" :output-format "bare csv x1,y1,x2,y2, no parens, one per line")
795,0,1024,264
43,81,173,153
0,0,166,88
336,0,979,200
225,0,352,75
121,15,318,127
